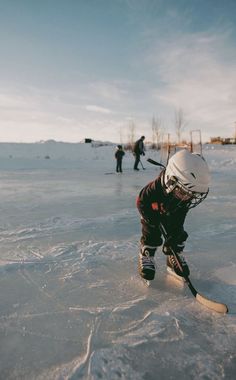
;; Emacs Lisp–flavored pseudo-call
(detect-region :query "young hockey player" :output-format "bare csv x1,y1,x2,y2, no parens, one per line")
115,145,125,173
136,149,210,281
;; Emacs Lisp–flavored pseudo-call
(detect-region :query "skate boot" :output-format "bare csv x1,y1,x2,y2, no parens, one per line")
138,246,156,281
166,253,190,278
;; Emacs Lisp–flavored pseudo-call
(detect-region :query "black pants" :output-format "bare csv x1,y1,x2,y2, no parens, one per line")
116,159,123,172
140,218,187,253
140,218,163,247
134,154,140,169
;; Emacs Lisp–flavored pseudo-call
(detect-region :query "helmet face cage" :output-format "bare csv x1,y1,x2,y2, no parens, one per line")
164,174,208,210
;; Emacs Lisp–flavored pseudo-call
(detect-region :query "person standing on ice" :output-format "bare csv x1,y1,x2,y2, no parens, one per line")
136,149,210,281
133,136,145,171
115,145,125,173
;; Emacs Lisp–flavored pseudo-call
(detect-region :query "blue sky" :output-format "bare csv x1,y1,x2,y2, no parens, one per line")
0,0,235,143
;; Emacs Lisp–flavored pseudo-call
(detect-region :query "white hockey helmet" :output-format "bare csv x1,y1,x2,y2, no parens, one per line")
163,149,210,208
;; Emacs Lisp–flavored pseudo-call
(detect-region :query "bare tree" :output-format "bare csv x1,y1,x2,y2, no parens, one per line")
126,120,136,150
174,108,188,144
151,116,162,149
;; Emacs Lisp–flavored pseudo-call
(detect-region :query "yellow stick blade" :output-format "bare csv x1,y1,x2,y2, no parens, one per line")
196,293,228,314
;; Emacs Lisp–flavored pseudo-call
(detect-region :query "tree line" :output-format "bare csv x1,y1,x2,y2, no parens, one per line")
123,107,188,151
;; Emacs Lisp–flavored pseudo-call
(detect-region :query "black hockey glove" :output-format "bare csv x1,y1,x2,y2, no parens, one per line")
162,231,188,255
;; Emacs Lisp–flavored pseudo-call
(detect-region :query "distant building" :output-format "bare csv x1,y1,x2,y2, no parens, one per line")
210,136,236,145
222,138,236,145
84,138,93,143
210,137,222,144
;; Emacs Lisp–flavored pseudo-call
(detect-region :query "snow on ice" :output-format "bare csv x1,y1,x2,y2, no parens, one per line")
0,141,235,379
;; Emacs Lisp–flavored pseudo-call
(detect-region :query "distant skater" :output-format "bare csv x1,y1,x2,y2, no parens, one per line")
115,145,125,173
133,136,145,171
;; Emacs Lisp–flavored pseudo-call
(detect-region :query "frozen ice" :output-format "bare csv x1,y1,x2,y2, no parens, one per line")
0,142,235,379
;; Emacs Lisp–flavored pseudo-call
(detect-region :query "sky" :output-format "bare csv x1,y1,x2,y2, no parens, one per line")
0,0,236,143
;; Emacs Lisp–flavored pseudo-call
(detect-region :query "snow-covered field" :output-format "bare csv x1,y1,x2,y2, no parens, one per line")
0,142,235,380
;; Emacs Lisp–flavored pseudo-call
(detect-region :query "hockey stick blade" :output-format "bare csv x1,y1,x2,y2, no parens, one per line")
185,276,228,313
160,223,229,314
147,158,166,168
196,293,228,314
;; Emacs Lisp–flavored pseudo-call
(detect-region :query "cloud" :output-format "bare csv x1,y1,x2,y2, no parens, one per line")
0,92,36,110
85,105,112,114
88,81,129,102
145,28,236,137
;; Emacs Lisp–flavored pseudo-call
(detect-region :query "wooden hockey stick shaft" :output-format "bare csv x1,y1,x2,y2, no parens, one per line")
139,159,145,170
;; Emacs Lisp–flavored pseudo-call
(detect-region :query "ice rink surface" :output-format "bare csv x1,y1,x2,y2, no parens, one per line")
0,142,235,379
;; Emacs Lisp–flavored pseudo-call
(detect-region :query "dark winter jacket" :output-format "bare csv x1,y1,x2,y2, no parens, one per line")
133,138,145,155
115,148,125,161
136,171,188,241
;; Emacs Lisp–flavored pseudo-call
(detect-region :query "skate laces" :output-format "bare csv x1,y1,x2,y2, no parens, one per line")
169,253,187,268
168,252,190,277
140,252,156,270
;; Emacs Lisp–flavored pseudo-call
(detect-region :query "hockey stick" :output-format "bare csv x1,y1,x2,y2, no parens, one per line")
160,223,228,314
147,158,166,168
139,159,146,170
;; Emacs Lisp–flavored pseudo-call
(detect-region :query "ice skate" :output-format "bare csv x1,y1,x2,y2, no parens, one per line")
138,246,156,281
166,253,189,278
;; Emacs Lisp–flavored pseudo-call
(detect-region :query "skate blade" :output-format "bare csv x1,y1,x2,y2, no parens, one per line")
141,277,151,287
167,266,185,283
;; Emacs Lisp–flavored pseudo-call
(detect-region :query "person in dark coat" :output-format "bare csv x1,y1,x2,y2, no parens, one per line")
136,149,210,281
115,145,125,173
133,136,145,170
